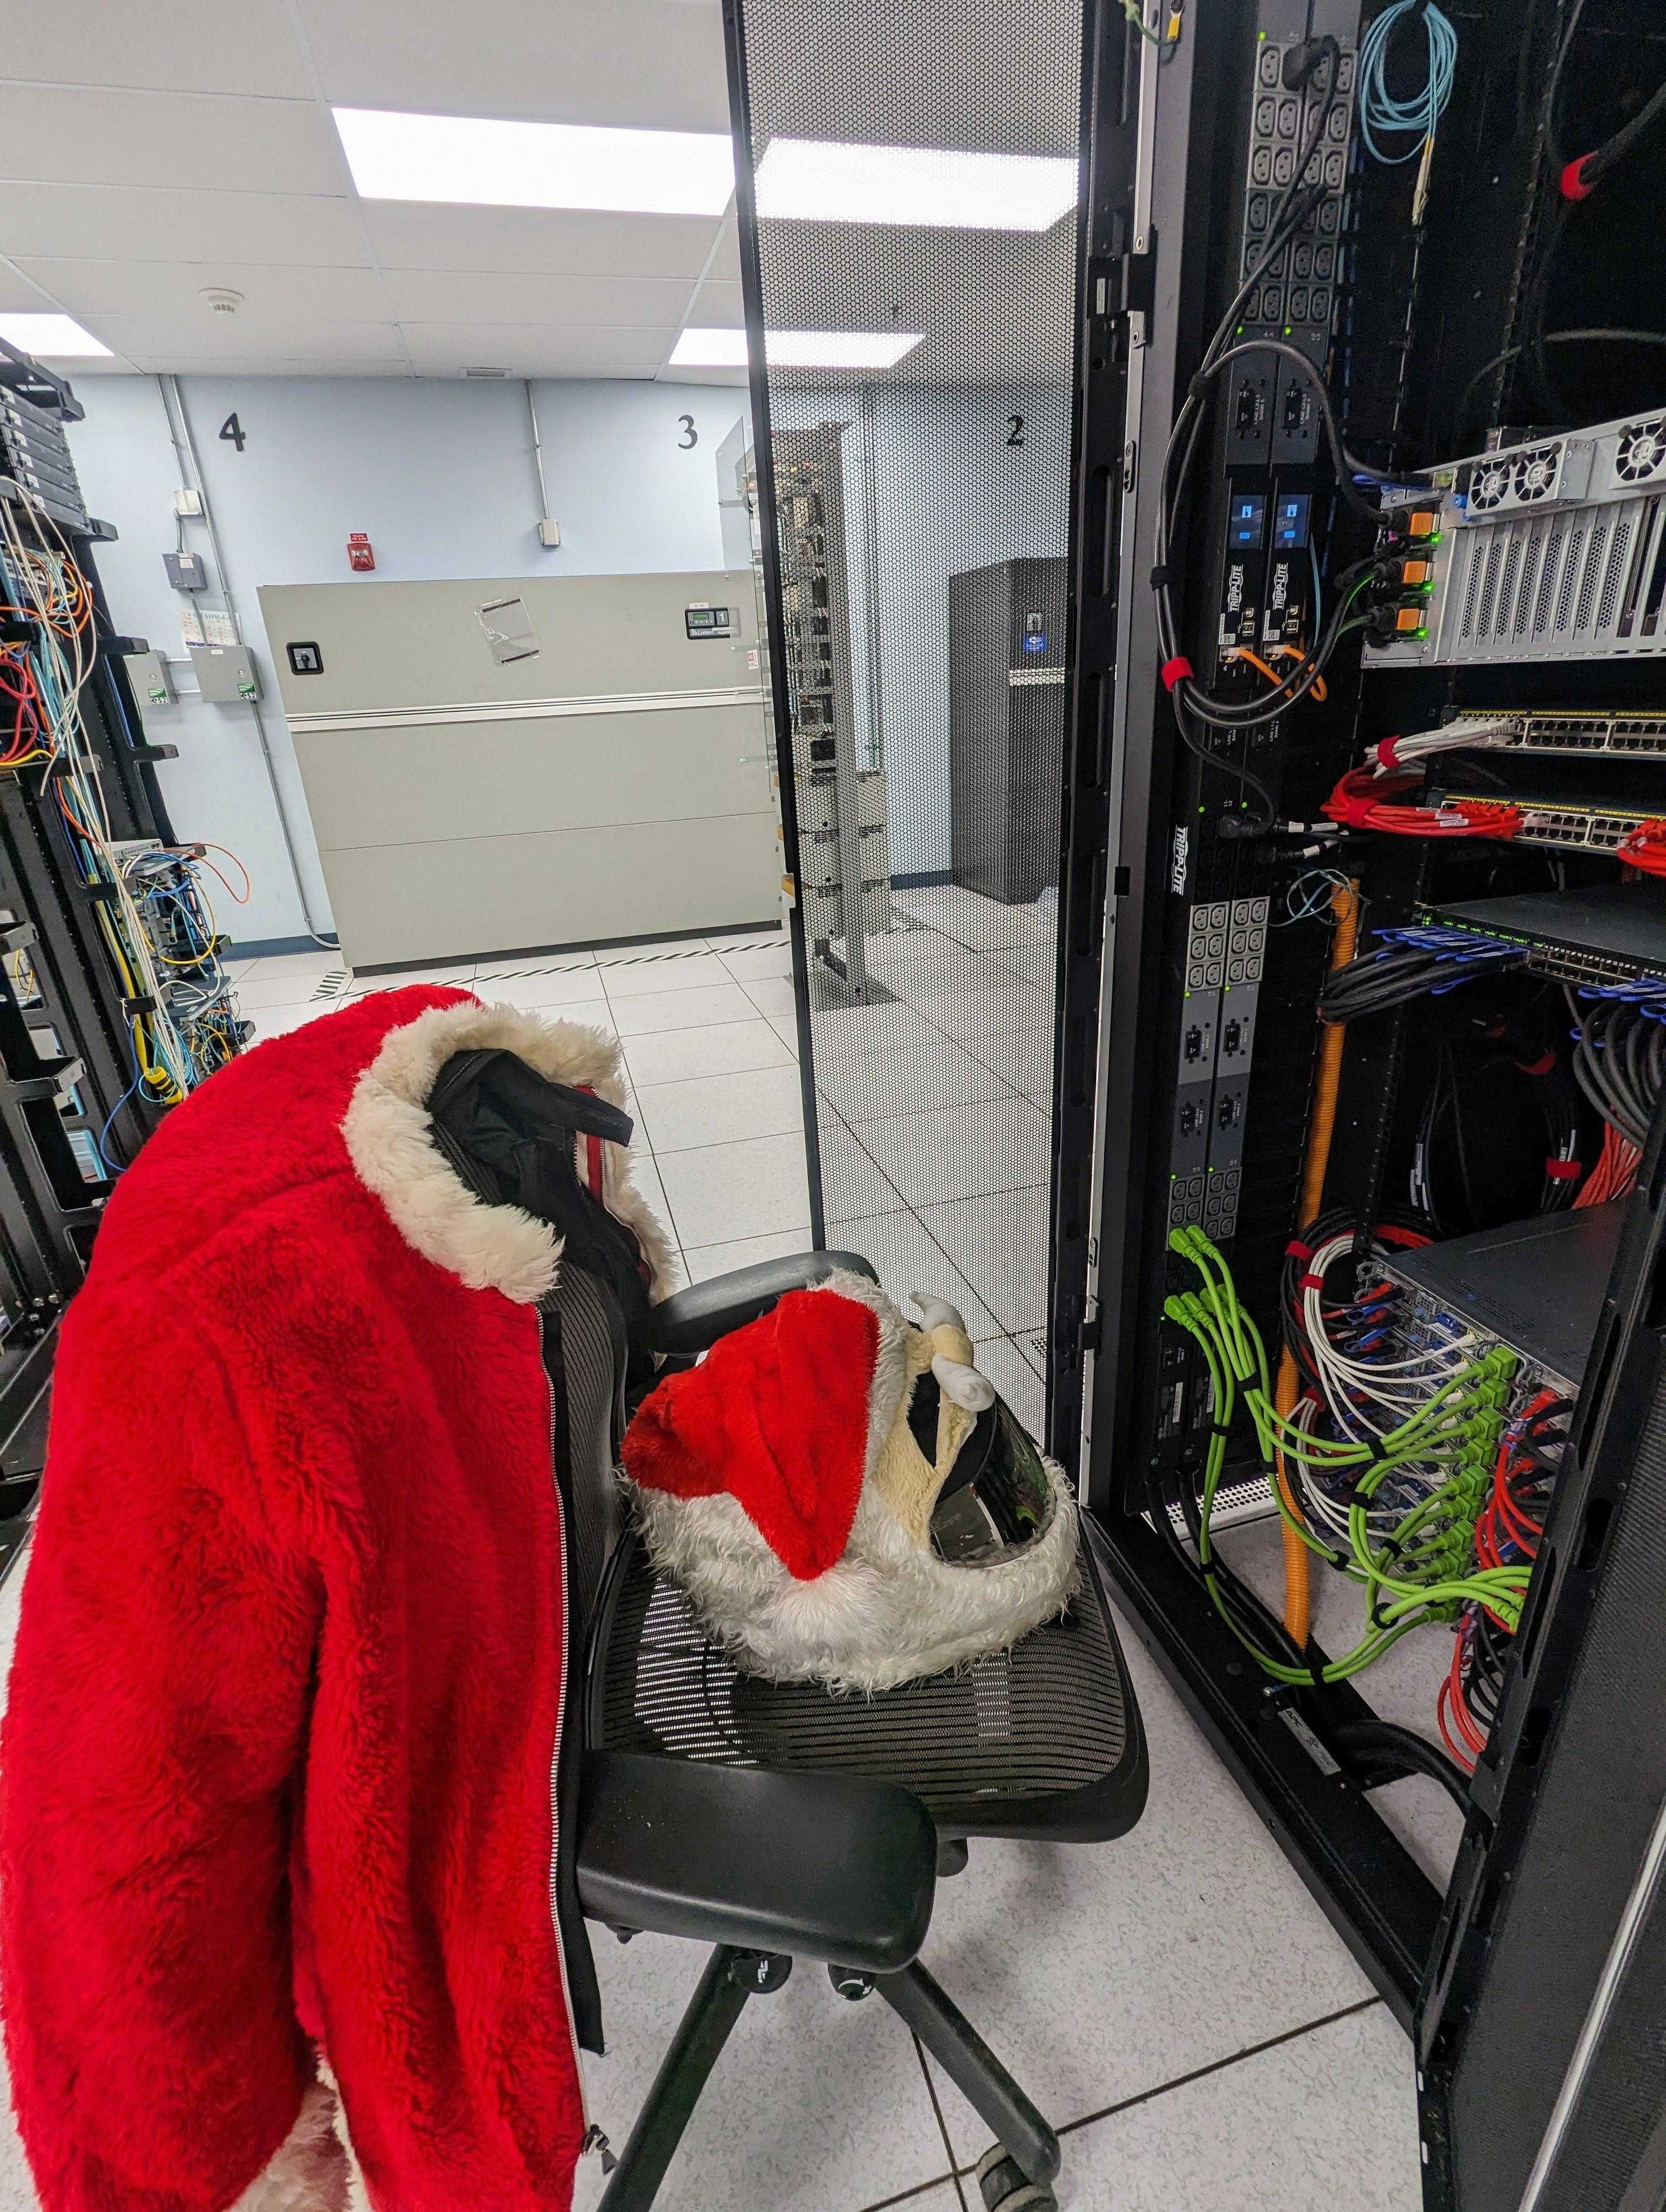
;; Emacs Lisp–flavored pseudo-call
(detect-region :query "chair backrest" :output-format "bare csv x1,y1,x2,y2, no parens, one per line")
428,1045,657,1630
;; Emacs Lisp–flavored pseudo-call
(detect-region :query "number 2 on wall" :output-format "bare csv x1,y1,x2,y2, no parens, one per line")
219,412,246,453
678,414,699,449
1007,414,1026,447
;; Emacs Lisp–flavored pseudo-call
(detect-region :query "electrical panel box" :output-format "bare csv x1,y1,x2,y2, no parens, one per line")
188,641,260,703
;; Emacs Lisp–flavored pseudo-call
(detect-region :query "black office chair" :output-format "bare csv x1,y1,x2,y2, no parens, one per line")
425,1051,1146,2212
569,1254,1149,2212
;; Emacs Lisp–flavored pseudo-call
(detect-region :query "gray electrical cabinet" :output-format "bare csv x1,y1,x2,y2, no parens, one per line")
260,570,778,968
948,557,1067,905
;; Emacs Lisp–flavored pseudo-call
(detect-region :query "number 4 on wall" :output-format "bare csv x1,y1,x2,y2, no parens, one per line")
219,412,246,453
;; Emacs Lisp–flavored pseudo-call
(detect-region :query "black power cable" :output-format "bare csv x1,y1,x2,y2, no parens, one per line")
1331,1718,1471,1812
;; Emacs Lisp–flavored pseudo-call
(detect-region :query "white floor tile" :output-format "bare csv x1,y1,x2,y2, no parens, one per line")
682,1228,822,1282
919,1621,1379,2175
765,1014,800,1059
987,943,1059,988
906,981,1045,1049
599,951,738,998
913,2005,1414,2212
974,1333,1045,1437
236,972,343,1012
655,1131,811,1248
610,983,759,1037
824,1206,1001,1339
233,950,337,986
474,965,618,1011
964,1026,1055,1106
635,1064,804,1154
808,999,946,1052
815,1039,1013,1124
851,1096,1049,1208
624,1020,794,1088
918,1187,1048,1334
348,963,476,992
572,1928,951,2212
739,975,797,1022
818,1113,906,1225
719,942,793,983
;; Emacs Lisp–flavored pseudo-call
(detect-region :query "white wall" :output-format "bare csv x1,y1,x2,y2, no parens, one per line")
67,375,746,943
67,369,1071,942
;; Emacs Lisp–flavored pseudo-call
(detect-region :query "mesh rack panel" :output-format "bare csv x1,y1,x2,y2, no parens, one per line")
592,1532,1133,1831
732,0,1085,1369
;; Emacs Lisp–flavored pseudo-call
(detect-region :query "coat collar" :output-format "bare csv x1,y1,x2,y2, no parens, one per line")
339,994,675,1304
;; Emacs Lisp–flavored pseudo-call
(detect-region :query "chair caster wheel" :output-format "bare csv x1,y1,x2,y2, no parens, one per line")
976,2146,1057,2212
828,1965,874,2001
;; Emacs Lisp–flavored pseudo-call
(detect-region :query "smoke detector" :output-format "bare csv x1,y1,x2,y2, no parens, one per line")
199,287,245,316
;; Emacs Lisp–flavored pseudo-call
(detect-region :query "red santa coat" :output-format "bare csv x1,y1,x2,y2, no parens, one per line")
0,985,672,2212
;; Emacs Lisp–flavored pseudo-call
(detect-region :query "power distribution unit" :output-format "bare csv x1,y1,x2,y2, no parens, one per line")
949,558,1067,904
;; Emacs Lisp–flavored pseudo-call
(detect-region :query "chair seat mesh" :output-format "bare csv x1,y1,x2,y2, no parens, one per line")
591,1528,1136,1832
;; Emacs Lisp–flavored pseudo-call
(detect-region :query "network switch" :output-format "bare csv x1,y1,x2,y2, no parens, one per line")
1417,883,1666,989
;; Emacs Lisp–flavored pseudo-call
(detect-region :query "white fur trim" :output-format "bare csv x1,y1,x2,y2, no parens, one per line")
231,2082,349,2212
633,1462,1079,1694
339,996,674,1303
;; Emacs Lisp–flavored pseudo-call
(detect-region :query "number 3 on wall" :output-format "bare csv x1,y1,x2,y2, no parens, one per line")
678,414,699,449
219,412,246,453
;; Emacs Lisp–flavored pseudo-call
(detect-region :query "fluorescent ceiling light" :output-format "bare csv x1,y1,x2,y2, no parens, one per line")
755,137,1077,232
670,327,925,370
332,106,734,216
0,313,112,359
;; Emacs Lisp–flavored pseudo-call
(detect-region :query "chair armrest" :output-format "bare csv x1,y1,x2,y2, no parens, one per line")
648,1250,878,1358
577,1751,935,1973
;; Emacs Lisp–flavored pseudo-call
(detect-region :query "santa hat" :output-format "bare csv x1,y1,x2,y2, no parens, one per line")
621,1271,1079,1694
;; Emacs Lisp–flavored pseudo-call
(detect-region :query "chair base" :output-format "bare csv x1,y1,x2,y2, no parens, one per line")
596,1945,1059,2212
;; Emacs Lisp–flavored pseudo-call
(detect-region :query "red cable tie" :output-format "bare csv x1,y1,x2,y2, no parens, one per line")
1299,1271,1327,1293
1559,155,1595,202
1519,1050,1556,1077
1375,736,1401,770
1545,1158,1582,1182
1285,1238,1314,1260
1161,654,1194,693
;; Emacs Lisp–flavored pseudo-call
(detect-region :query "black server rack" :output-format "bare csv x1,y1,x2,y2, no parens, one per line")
949,558,1068,904
728,0,1666,2198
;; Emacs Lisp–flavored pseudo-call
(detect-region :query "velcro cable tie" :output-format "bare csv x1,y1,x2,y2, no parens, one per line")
1545,1158,1582,1181
1299,1271,1327,1293
1375,737,1401,770
1161,654,1194,693
1285,1238,1315,1260
1520,1050,1556,1077
1210,1421,1232,1439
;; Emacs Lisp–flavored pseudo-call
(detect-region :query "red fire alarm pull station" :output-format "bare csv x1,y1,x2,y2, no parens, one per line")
347,532,376,572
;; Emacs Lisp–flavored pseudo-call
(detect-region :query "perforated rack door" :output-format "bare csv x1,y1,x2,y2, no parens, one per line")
726,0,1086,1403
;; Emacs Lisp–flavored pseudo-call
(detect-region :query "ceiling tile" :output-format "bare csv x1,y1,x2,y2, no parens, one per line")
16,258,389,323
0,1,310,96
0,183,373,267
379,267,694,327
706,214,742,282
0,86,344,195
688,280,744,329
84,313,406,366
361,203,722,280
113,357,415,377
293,0,731,131
398,321,671,375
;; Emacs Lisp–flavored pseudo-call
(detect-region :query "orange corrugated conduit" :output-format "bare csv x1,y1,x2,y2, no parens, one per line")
1276,878,1360,1647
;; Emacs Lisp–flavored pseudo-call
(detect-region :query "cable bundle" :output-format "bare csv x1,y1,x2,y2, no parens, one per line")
0,484,251,1168
1617,818,1666,878
1369,720,1521,771
1316,927,1529,1021
1442,1393,1569,1767
1357,0,1458,166
1323,764,1521,839
1164,1225,1528,1693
